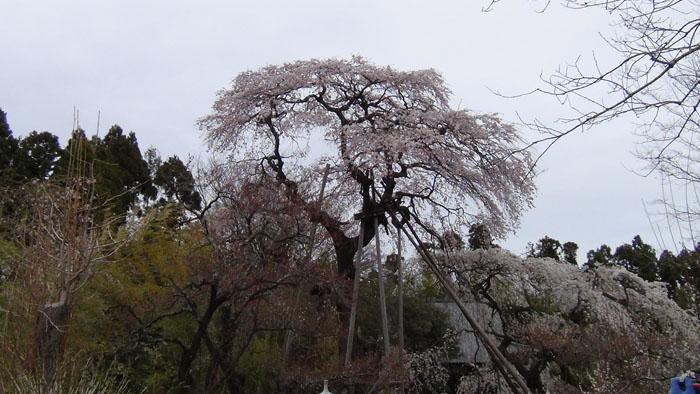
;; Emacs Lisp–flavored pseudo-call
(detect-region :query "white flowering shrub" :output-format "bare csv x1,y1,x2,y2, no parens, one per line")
440,248,700,393
457,364,505,394
404,345,450,394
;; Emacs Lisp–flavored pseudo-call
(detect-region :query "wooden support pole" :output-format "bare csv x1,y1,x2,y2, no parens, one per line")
396,229,405,355
388,211,531,394
396,227,405,394
373,214,392,394
344,224,365,368
374,216,391,358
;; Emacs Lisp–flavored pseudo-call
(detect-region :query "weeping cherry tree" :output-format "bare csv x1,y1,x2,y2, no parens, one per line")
199,56,536,388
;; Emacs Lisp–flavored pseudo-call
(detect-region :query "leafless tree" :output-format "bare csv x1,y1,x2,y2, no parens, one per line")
494,0,700,243
1,138,122,384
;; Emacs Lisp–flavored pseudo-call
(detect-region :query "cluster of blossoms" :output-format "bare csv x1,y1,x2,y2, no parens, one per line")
200,57,535,237
404,343,450,393
437,248,700,393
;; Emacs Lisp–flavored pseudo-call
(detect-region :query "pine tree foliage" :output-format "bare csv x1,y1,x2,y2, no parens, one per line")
0,108,18,179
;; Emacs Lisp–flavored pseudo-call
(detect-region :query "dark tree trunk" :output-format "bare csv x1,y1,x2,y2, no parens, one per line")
332,192,380,366
175,284,222,393
35,300,69,383
271,163,383,369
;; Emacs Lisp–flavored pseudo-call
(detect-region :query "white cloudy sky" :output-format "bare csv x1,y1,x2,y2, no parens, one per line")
1,0,678,258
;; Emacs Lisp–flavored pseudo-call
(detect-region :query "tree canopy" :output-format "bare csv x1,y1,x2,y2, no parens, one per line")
527,235,578,265
200,57,536,241
0,109,18,180
14,131,62,180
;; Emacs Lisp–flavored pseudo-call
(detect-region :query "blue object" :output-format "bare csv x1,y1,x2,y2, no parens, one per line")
669,376,695,394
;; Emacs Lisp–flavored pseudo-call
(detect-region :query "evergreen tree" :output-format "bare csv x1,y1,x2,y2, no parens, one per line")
14,131,62,180
55,126,153,220
95,126,154,215
528,235,562,261
658,250,684,290
562,241,579,265
657,250,694,308
585,244,613,270
686,244,700,314
467,224,494,250
142,147,161,200
612,235,658,282
153,156,201,210
0,108,18,181
54,129,97,181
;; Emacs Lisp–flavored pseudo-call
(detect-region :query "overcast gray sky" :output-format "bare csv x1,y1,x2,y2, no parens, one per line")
1,0,673,258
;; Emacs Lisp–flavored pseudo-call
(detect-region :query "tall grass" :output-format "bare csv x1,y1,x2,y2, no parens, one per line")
5,360,134,394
